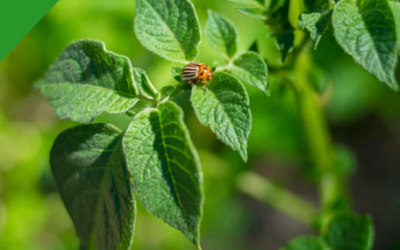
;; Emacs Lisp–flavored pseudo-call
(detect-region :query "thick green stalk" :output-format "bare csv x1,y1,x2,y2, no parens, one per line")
294,52,347,221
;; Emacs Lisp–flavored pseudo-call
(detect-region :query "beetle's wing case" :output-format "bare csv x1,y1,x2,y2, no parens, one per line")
181,62,202,81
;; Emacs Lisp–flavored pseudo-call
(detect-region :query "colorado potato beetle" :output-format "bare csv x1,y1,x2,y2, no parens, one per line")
181,62,214,88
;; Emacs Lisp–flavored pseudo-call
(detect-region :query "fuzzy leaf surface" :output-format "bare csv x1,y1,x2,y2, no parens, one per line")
231,52,269,95
35,40,139,123
191,72,251,161
333,0,398,90
134,0,201,63
51,124,136,250
205,10,238,59
123,101,203,248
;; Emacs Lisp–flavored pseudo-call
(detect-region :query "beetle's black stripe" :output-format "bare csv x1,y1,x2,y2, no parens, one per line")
181,62,205,81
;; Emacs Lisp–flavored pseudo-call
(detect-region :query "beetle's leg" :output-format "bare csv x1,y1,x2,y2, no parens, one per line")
204,84,208,93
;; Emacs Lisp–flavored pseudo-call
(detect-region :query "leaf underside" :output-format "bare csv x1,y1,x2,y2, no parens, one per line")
191,72,251,162
123,101,203,248
134,0,201,63
332,0,398,90
51,124,136,250
35,40,139,123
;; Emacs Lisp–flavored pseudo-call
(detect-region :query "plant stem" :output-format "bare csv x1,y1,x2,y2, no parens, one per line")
294,51,347,221
237,172,318,227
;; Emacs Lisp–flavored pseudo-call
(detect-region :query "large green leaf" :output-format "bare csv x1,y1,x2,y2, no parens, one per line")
205,10,238,59
134,0,201,63
389,0,400,53
231,52,269,95
280,236,326,250
322,213,374,250
51,124,136,250
132,68,159,100
123,101,203,248
191,72,251,161
332,0,398,90
35,40,139,123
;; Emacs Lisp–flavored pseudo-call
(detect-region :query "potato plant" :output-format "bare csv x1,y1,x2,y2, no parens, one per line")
34,0,400,249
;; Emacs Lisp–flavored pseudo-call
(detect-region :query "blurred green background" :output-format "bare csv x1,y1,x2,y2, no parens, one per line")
1,0,400,249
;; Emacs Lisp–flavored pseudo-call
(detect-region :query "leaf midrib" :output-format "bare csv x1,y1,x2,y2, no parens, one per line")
343,0,396,87
208,81,242,157
88,138,124,250
156,108,194,235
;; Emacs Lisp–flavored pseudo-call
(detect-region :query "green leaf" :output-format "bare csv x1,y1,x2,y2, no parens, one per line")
132,68,159,100
123,101,203,248
389,1,400,53
280,236,326,250
205,10,238,59
299,10,332,49
332,0,399,90
235,5,266,19
134,0,201,63
231,52,269,95
50,124,136,250
34,40,139,123
190,72,251,161
322,213,374,250
172,67,184,84
160,85,185,101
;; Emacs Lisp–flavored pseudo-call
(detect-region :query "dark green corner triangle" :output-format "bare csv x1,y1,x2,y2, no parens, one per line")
0,0,59,61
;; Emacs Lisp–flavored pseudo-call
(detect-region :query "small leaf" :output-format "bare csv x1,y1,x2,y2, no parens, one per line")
123,101,203,248
134,0,201,63
280,236,326,250
231,52,269,95
34,40,139,123
275,31,294,63
322,213,374,250
133,68,159,100
191,72,251,161
389,1,400,53
235,5,266,19
205,10,238,59
332,0,399,90
299,10,332,49
160,85,185,101
51,124,136,250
